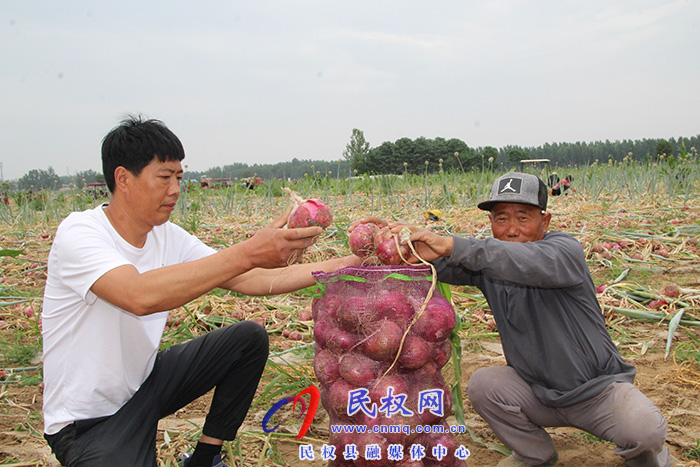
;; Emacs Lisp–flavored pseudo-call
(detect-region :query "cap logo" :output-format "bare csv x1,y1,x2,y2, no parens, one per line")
498,177,521,194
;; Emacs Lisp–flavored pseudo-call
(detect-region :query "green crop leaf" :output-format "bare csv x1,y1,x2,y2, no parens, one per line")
613,268,630,284
0,249,23,258
665,309,686,360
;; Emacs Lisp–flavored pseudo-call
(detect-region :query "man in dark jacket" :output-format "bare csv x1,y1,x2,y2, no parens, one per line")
383,172,672,467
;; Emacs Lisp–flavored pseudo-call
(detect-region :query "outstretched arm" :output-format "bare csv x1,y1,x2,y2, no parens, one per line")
221,254,363,296
91,208,325,315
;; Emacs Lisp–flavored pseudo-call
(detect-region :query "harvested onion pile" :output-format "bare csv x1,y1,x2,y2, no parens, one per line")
312,265,464,466
349,222,411,265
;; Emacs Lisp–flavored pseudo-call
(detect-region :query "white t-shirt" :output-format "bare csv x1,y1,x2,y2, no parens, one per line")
41,204,216,435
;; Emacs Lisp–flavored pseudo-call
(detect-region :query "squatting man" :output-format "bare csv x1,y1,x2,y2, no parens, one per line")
41,116,362,467
362,172,673,467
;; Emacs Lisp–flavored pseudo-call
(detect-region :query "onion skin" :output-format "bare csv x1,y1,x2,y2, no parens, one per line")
325,329,359,354
338,352,380,386
394,461,424,467
413,296,456,342
398,335,432,369
416,427,459,465
432,340,452,369
664,284,681,298
351,431,390,460
361,319,403,361
312,319,333,348
376,290,414,326
336,295,374,332
368,374,409,404
314,349,340,385
328,378,356,418
374,229,410,265
312,294,343,321
349,222,380,257
288,198,333,229
312,265,460,458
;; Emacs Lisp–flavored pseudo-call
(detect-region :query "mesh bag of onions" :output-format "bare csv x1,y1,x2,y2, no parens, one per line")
312,264,466,467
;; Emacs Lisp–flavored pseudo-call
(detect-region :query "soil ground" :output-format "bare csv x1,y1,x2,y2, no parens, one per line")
2,197,700,466
2,319,699,466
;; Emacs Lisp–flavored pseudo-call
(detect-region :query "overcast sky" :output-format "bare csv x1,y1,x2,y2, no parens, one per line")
2,1,699,181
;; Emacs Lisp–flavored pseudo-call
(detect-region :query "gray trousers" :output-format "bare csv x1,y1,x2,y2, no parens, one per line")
468,366,671,467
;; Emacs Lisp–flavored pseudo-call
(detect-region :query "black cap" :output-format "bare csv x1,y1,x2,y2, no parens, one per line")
478,172,548,211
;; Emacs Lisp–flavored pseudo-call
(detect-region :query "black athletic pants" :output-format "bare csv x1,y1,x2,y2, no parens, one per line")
45,321,269,466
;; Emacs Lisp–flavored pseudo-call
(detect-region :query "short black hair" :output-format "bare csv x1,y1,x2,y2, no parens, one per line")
101,116,185,193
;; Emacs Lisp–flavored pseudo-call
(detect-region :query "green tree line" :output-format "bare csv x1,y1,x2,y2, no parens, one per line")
343,131,699,175
9,133,699,191
352,136,479,174
195,158,353,183
498,135,700,167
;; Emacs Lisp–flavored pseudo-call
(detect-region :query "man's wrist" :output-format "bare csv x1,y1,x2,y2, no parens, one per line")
224,243,256,272
441,236,455,257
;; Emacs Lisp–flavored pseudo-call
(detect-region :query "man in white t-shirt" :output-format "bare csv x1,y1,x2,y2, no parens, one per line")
41,116,362,467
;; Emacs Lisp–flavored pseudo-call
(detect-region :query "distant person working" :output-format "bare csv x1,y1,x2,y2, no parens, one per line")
550,174,572,196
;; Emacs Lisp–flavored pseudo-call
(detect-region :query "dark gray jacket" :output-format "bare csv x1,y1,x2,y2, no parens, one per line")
434,230,635,407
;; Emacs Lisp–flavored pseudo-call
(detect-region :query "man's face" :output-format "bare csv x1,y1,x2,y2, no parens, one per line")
488,202,551,243
125,158,183,227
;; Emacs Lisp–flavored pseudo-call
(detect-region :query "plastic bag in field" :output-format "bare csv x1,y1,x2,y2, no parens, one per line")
312,265,465,466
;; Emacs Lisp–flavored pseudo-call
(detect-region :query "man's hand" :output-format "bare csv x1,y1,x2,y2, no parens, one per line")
388,223,454,263
347,216,453,262
241,206,322,269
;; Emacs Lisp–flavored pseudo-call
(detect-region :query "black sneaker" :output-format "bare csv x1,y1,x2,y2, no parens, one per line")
179,452,229,467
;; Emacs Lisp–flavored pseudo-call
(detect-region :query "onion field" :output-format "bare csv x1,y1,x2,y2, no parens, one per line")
1,159,700,466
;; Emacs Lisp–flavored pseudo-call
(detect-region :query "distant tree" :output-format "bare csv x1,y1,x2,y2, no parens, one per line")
395,137,418,172
20,134,698,186
482,146,499,161
507,148,529,164
364,141,396,174
344,129,371,170
446,139,478,171
656,139,673,159
359,137,476,174
19,167,60,190
71,169,103,188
